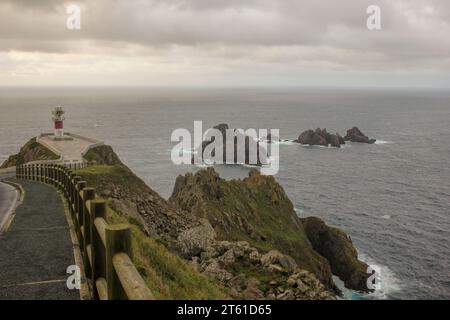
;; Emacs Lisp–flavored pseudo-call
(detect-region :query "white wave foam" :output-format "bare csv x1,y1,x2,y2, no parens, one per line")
334,254,401,300
374,140,393,145
359,254,402,300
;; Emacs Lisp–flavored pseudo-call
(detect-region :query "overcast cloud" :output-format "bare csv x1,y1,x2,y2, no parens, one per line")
1,0,449,87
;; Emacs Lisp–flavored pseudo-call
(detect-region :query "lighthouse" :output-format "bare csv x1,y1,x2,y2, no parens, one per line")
52,106,65,139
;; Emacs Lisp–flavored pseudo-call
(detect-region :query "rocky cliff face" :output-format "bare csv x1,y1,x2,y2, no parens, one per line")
78,145,370,298
170,168,370,292
1,138,59,168
301,217,371,291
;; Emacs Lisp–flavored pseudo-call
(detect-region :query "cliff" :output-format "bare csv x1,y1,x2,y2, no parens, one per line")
170,168,371,292
75,146,337,299
76,145,368,298
1,137,59,168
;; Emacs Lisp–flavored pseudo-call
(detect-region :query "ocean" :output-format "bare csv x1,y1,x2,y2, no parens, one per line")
0,87,449,299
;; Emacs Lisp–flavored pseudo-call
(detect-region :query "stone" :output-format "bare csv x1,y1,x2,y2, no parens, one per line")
344,127,376,144
177,220,216,258
260,250,298,271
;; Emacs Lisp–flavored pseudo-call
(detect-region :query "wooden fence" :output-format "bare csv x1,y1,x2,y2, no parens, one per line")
16,163,154,300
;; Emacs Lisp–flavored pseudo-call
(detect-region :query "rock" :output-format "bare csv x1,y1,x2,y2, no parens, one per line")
277,290,295,300
344,127,376,144
328,134,341,148
249,250,260,264
195,123,270,166
295,128,343,147
170,168,337,291
336,133,346,145
266,264,284,273
177,220,216,258
219,249,236,267
203,260,233,282
261,250,298,271
242,278,264,299
1,137,59,168
301,216,372,292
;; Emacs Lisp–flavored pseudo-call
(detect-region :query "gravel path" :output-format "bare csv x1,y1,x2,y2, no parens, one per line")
0,179,79,300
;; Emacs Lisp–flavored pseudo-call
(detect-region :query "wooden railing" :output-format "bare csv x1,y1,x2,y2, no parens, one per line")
15,163,154,300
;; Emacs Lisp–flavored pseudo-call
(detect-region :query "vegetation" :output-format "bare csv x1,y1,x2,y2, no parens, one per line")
1,137,59,168
76,164,229,299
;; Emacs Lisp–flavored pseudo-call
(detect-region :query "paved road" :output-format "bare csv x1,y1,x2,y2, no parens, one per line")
0,179,79,300
0,181,18,232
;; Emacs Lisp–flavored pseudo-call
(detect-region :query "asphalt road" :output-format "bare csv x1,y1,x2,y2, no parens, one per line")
0,181,18,232
0,179,79,300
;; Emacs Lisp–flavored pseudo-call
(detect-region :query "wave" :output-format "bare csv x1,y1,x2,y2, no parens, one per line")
374,140,394,145
334,254,401,300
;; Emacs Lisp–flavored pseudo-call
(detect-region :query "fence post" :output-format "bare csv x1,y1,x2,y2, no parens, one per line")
106,225,131,300
71,176,81,214
75,181,87,246
45,165,49,184
38,164,42,182
81,187,96,279
90,199,107,299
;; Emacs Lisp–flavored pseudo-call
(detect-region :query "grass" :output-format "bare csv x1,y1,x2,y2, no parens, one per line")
76,164,230,299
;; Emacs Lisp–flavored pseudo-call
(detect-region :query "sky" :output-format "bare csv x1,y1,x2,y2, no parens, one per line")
0,0,449,87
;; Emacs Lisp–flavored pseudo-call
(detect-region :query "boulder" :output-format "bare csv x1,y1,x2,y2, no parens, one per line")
177,220,216,258
260,250,298,271
344,127,376,144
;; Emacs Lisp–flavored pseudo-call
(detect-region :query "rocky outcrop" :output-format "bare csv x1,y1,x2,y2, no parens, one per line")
170,168,370,293
83,145,124,166
295,128,345,148
77,147,202,245
1,137,59,168
189,240,335,300
344,127,376,144
77,145,370,297
301,217,371,292
195,123,269,166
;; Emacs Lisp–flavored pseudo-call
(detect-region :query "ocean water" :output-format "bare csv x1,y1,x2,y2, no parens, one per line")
0,87,449,299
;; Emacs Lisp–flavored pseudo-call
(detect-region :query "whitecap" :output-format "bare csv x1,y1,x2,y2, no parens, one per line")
374,140,393,145
334,254,401,300
359,254,402,300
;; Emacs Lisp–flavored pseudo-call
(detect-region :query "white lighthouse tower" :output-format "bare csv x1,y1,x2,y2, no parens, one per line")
52,106,65,139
